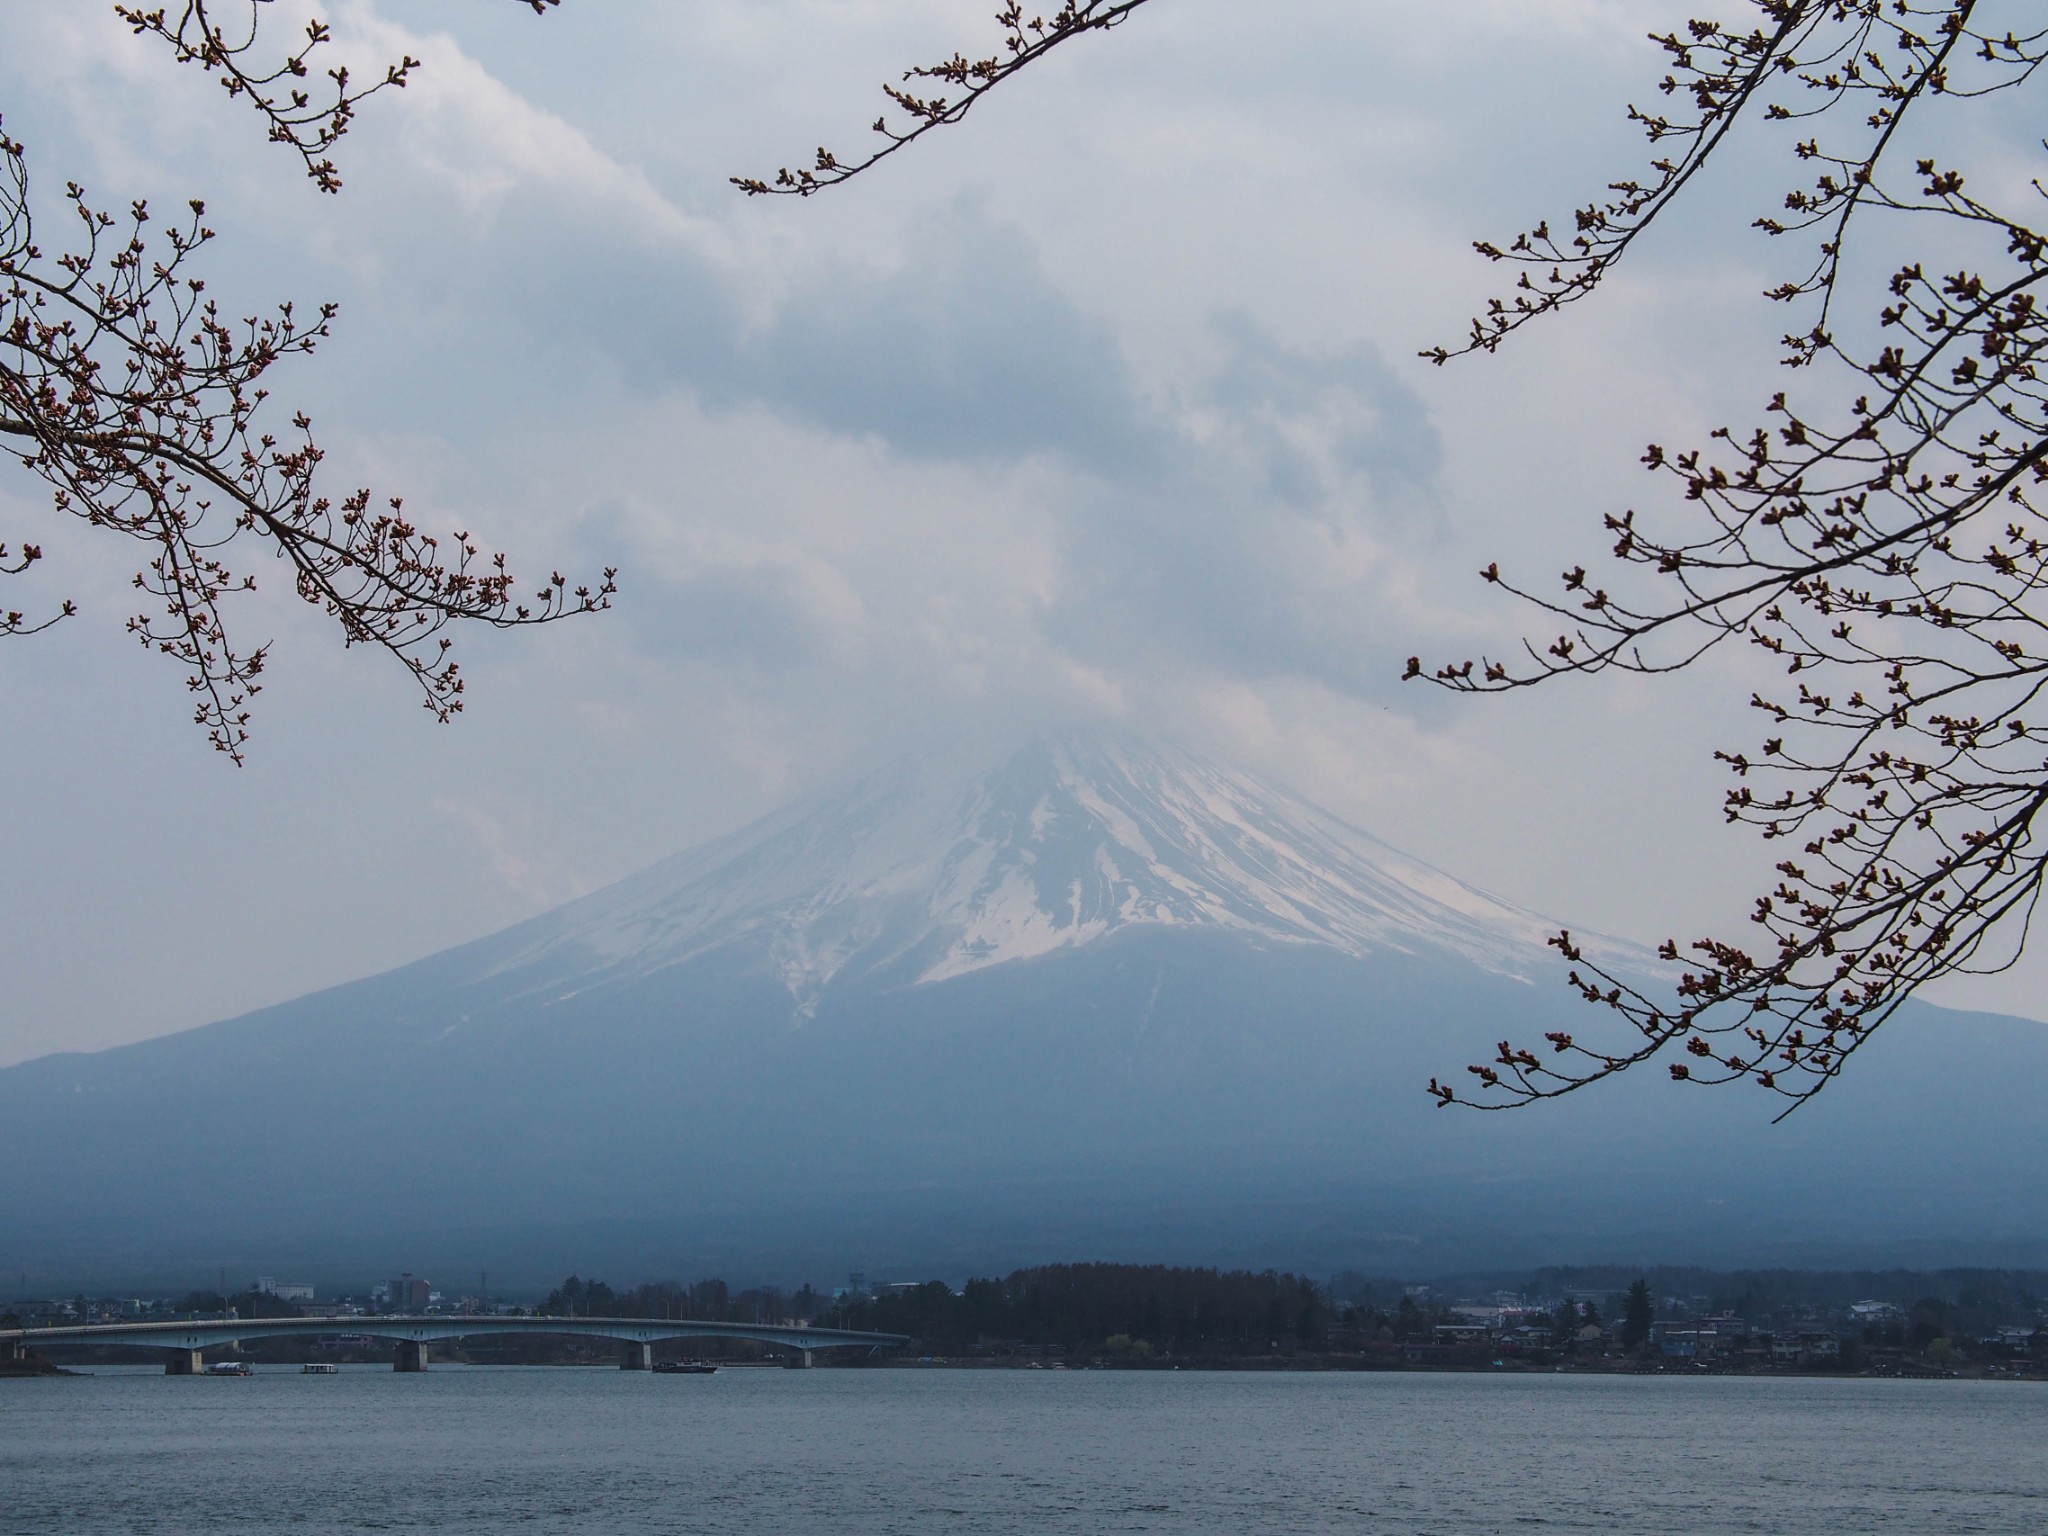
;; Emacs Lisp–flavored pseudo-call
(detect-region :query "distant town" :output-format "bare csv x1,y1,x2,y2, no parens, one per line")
6,1263,2046,1379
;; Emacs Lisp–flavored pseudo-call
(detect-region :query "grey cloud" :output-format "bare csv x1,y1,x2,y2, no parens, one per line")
338,176,1445,703
745,202,1161,474
636,565,840,671
1045,315,1448,701
569,504,844,674
1206,310,1443,510
433,196,1158,478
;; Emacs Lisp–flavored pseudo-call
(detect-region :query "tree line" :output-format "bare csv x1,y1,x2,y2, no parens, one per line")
536,1275,823,1327
526,1263,1683,1357
828,1264,1335,1355
542,1264,1348,1356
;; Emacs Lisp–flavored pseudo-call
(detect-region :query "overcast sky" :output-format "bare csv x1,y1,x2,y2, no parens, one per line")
0,0,2038,1066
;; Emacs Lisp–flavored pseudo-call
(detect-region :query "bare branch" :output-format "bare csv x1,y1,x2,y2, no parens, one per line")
0,0,604,760
731,2,1152,197
1419,2,2048,1110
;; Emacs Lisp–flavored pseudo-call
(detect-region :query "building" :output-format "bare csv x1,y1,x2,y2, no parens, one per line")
1655,1326,1733,1362
255,1277,314,1303
1762,1330,1840,1365
389,1273,431,1311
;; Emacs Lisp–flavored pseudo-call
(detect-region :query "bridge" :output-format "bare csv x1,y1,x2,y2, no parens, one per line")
1,1315,908,1372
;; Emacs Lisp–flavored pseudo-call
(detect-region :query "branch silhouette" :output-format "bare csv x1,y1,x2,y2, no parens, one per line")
3,1,608,761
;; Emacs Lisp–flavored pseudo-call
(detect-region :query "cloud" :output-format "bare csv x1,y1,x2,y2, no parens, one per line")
574,499,868,673
305,39,1456,708
1204,310,1442,512
391,188,1158,480
1030,311,1452,702
744,200,1160,472
432,793,579,907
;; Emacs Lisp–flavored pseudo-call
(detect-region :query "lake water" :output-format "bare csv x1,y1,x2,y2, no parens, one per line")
3,1365,2043,1534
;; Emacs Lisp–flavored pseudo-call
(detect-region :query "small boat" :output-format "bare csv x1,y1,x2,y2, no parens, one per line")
652,1360,718,1375
203,1360,253,1377
301,1363,339,1374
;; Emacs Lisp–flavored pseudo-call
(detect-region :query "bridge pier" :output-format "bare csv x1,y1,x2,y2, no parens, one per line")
165,1349,202,1375
7,1338,25,1362
620,1342,652,1371
393,1341,429,1373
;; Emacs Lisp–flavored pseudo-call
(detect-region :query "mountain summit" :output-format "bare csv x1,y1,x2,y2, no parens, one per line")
486,735,1590,1017
2,733,2043,1287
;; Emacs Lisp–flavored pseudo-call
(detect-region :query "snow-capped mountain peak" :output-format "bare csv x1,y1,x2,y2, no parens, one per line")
482,735,1603,1011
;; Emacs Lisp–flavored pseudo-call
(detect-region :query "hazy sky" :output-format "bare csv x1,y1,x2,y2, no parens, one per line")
1,0,2038,1065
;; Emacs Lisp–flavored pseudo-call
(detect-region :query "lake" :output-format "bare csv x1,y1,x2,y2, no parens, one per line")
3,1365,2042,1533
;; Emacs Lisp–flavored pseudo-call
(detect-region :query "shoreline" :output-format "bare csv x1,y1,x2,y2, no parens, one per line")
0,1356,75,1378
11,1355,2031,1383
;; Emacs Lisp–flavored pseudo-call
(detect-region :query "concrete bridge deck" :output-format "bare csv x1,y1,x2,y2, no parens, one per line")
1,1315,908,1372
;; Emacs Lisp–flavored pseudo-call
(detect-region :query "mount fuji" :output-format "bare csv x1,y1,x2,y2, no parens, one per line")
3,735,2044,1288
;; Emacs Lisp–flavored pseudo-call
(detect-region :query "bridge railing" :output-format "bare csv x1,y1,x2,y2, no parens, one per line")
1,1314,908,1352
